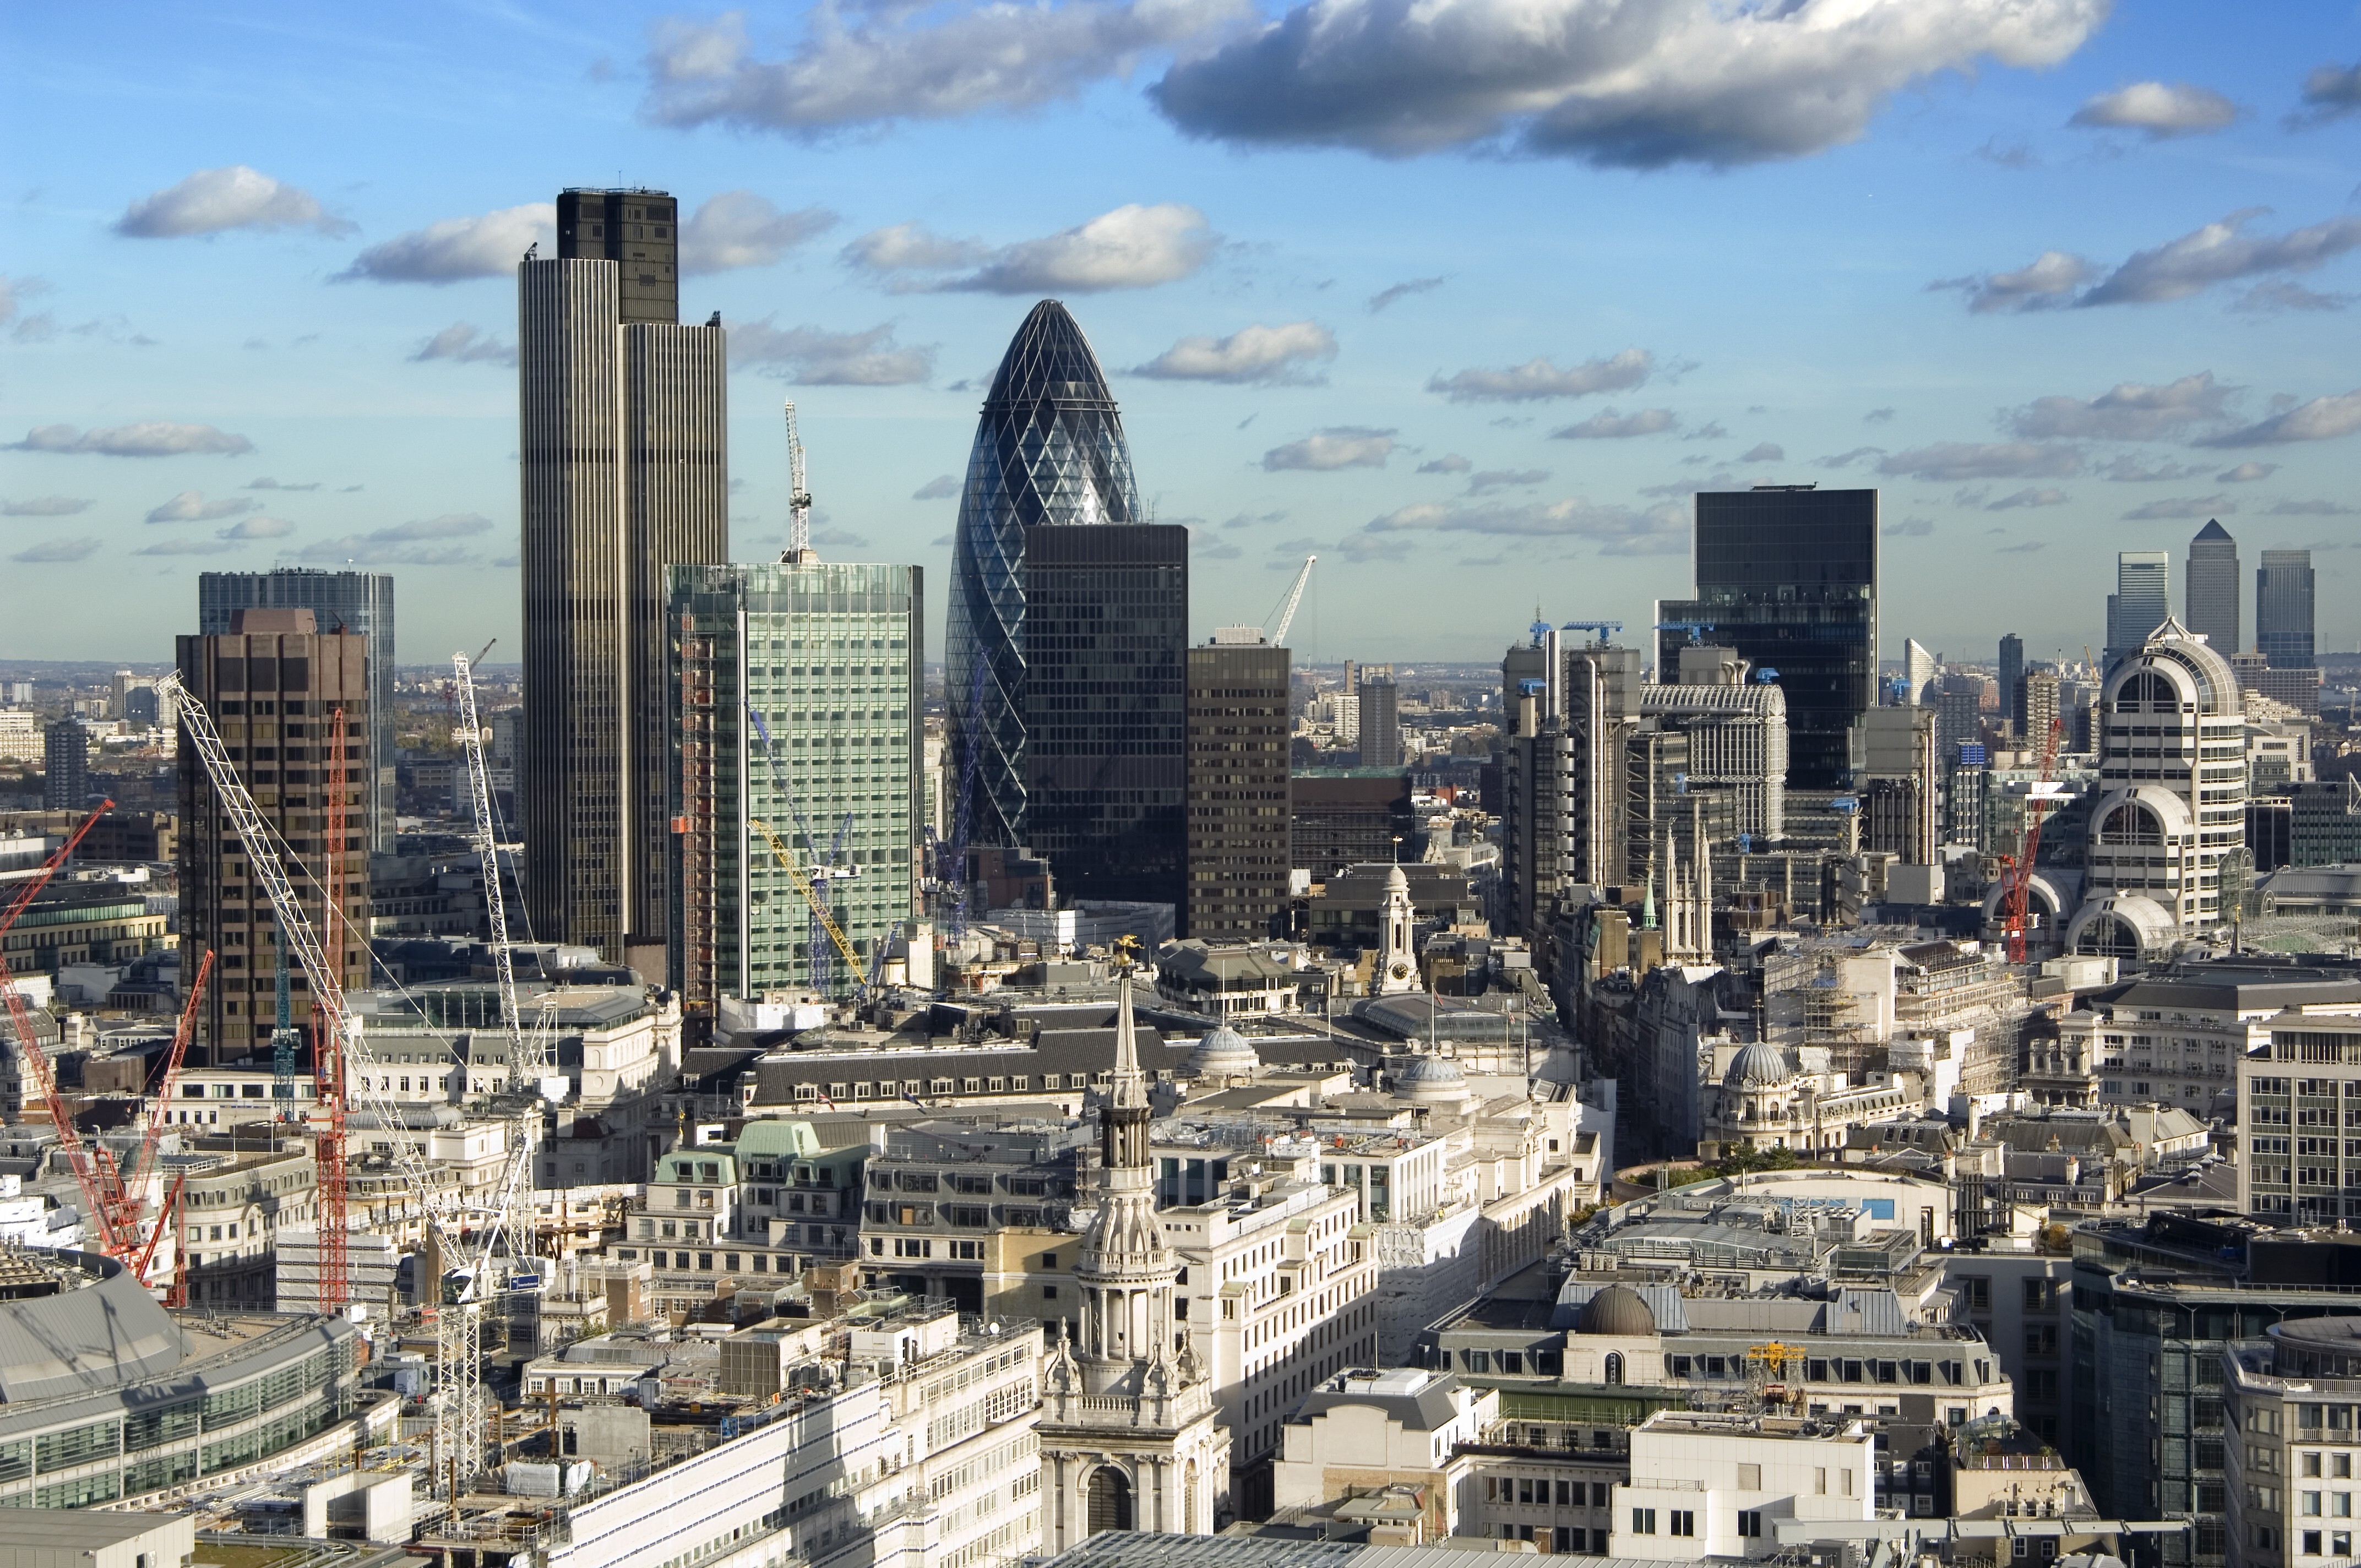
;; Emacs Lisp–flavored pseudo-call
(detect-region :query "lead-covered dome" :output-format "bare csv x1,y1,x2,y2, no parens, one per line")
1577,1284,1657,1337
1185,1023,1259,1079
1726,1040,1792,1088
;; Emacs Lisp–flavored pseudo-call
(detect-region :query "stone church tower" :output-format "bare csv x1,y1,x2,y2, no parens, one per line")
1037,967,1231,1547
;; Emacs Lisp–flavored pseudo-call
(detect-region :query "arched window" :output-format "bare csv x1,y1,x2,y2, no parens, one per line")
1087,1466,1134,1535
2117,671,2174,712
2074,913,2145,962
2098,802,2164,847
1604,1352,1624,1386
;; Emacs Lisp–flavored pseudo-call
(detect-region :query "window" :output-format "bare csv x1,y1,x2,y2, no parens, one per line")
1630,1509,1657,1536
1739,1511,1763,1538
1669,1511,1695,1538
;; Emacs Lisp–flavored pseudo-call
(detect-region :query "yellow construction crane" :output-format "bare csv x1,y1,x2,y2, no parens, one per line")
751,817,866,992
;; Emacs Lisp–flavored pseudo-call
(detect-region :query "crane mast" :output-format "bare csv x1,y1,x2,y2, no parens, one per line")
453,651,534,1089
1270,553,1316,645
784,400,815,563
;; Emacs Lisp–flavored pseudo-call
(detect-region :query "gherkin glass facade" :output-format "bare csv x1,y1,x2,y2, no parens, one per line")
945,301,1144,853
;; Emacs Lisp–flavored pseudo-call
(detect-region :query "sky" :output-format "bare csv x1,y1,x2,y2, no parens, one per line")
4,0,2360,673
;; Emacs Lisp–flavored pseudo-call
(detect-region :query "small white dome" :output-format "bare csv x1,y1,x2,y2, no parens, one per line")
1726,1040,1793,1088
1395,1053,1466,1101
1185,1025,1259,1078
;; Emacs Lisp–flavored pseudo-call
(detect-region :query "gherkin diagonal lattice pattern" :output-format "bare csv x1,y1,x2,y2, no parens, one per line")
946,300,1143,851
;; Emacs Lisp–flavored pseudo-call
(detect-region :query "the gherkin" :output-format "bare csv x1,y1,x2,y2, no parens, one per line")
946,301,1144,854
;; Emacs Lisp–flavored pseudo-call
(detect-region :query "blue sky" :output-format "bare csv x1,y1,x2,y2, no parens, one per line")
5,0,2359,671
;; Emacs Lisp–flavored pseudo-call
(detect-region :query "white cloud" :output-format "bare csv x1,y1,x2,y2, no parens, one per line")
338,204,554,285
2099,456,2204,482
1738,442,1785,462
134,539,241,557
10,538,98,563
1151,0,2104,165
1427,349,1652,404
298,514,493,565
245,477,320,491
114,166,353,238
848,204,1215,294
1133,320,1335,383
1465,469,1548,494
1362,496,1682,555
1878,442,2081,481
410,323,516,366
2270,499,2359,516
145,490,254,524
1261,427,1396,471
912,475,960,500
2006,371,2232,440
681,190,837,273
1369,276,1444,313
2069,81,2239,138
2121,495,2234,520
221,515,296,540
1551,407,1678,440
2081,210,2361,307
6,422,252,458
1985,487,2069,511
2195,389,2361,447
730,319,935,385
643,1,1246,134
1417,454,1471,475
1,496,90,517
2216,462,2277,483
1934,249,2093,313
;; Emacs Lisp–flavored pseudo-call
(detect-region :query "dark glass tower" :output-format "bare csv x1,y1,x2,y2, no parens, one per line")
1657,487,1877,792
945,301,1145,858
1022,524,1188,908
2258,548,2316,669
2185,519,2240,657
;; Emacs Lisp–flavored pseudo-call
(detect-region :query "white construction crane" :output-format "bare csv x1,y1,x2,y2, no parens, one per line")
1208,552,1316,647
159,671,521,1502
783,399,815,563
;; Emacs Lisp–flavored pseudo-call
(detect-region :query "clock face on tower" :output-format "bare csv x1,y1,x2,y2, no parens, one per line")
1389,962,1410,979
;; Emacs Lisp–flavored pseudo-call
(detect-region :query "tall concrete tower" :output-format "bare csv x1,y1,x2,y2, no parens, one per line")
518,188,727,967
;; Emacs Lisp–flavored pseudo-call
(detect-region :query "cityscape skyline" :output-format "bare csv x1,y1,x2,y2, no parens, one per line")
6,4,2360,667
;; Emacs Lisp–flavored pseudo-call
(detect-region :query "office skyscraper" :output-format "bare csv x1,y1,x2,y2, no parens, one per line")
1657,487,1876,791
1901,638,1936,705
2185,520,2239,656
199,569,395,851
176,609,371,1063
1184,638,1290,941
1998,633,2024,736
945,301,1145,861
2258,549,2316,669
520,187,727,968
1021,523,1188,909
667,562,921,1007
41,720,88,811
2103,550,2170,671
1358,677,1401,767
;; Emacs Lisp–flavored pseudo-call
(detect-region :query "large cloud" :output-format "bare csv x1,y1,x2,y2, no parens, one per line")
145,490,254,524
1427,349,1651,404
731,319,935,384
1133,321,1335,383
643,3,1245,133
1362,496,1682,554
1262,427,1395,470
2068,81,2238,138
221,515,296,540
410,324,516,366
338,204,554,284
2194,390,2361,448
2006,372,2232,440
115,166,353,238
682,190,837,273
1951,210,2361,312
7,422,252,458
11,538,99,564
1,496,90,516
846,204,1213,293
299,513,492,565
1150,0,2104,165
1878,442,2080,481
2295,61,2361,127
1551,407,1678,440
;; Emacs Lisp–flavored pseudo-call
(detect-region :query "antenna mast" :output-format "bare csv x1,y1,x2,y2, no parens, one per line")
784,399,815,563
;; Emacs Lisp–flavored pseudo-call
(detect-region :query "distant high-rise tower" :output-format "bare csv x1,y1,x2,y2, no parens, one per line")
2103,551,2170,672
176,609,371,1063
1185,637,1290,941
1657,488,1878,791
41,720,88,811
1901,639,1937,705
1358,677,1401,767
2258,549,2316,669
1998,633,2025,737
945,301,1145,860
200,569,395,851
520,187,727,967
2185,520,2240,656
1021,524,1188,908
667,562,922,1008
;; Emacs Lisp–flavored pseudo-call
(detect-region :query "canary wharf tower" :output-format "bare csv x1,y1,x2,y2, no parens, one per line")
946,301,1155,874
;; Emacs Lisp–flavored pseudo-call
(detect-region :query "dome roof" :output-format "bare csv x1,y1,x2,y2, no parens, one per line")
1185,1023,1259,1078
1726,1040,1793,1088
1394,1052,1466,1099
1576,1284,1657,1337
1384,864,1409,894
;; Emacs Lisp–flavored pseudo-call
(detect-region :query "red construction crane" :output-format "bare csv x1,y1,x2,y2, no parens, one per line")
2000,715,2067,964
0,803,133,1255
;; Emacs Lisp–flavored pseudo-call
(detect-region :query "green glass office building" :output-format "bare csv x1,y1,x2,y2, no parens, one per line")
667,561,922,1009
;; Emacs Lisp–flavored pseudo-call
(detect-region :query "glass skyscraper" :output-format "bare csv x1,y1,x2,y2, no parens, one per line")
1656,487,1878,792
2185,519,2240,656
666,562,921,1006
2257,548,2316,669
945,301,1144,859
199,568,395,851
